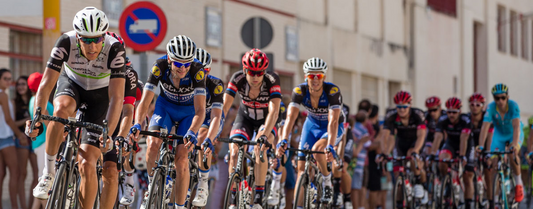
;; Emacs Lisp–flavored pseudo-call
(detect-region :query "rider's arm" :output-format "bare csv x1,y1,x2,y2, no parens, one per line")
479,122,492,150
117,68,138,138
104,43,127,135
459,130,471,156
432,132,443,155
327,108,341,147
512,118,521,147
261,98,281,138
188,64,207,133
281,105,300,143
222,93,235,118
118,104,134,138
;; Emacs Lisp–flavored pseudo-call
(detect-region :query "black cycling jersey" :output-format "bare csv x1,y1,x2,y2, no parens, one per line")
383,107,426,142
467,112,493,147
435,114,472,147
47,31,126,90
226,71,282,121
144,55,207,105
424,110,446,143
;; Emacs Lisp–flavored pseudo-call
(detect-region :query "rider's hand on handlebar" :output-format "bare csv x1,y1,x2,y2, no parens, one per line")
201,137,214,157
325,144,338,163
128,123,141,142
25,120,43,138
276,139,288,158
184,130,198,152
257,135,269,151
99,135,113,153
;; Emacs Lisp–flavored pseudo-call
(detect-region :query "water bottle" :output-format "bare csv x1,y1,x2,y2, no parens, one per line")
505,178,511,195
164,175,173,203
453,179,461,200
477,177,484,196
405,179,412,201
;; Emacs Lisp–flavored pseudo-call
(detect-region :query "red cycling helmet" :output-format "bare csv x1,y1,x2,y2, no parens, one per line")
425,96,441,108
445,97,462,109
106,31,125,47
469,93,485,104
394,91,412,104
242,48,269,72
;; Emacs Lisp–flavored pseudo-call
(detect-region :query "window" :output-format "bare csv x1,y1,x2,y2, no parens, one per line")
522,18,528,59
9,30,42,78
427,0,457,17
510,10,518,56
498,5,506,52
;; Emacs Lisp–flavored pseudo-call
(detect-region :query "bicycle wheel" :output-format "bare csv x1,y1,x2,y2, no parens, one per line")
223,172,242,209
65,167,80,209
473,173,483,209
426,172,435,209
440,174,454,209
187,175,198,209
146,168,165,209
94,160,102,209
493,173,505,209
293,174,309,209
45,162,68,209
392,175,409,209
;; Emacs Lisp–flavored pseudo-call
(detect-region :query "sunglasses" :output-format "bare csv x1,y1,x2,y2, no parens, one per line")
447,110,460,114
78,35,105,44
470,103,483,107
3,77,11,81
494,96,507,101
396,105,409,109
306,73,325,80
428,108,439,112
245,69,265,77
172,61,192,68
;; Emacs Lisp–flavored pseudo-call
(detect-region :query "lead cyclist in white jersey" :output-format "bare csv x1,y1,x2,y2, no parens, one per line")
25,7,125,209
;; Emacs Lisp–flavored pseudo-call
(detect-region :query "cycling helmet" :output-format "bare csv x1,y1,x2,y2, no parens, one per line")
106,31,124,47
469,93,485,103
73,7,109,37
242,48,269,71
425,96,441,108
445,97,462,109
195,48,212,68
491,83,508,95
394,91,412,104
303,57,328,74
166,35,196,62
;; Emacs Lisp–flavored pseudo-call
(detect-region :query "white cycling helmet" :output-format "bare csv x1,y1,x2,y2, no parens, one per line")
303,57,328,74
167,35,196,62
73,7,109,37
195,48,212,68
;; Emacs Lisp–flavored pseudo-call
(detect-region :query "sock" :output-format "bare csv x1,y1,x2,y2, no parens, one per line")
44,153,57,175
168,203,174,209
125,169,135,186
333,178,341,194
254,186,265,204
230,188,237,205
465,199,473,209
148,175,153,185
281,182,285,190
175,204,185,209
199,169,210,188
271,170,282,190
514,174,523,185
344,193,351,203
322,173,332,188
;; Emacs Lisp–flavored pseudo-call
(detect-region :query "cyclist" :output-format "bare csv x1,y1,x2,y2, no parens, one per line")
468,93,494,208
191,48,224,207
130,35,207,209
267,101,287,207
430,97,475,208
477,83,525,203
222,48,281,209
276,57,344,206
379,91,428,205
424,96,445,156
25,7,125,208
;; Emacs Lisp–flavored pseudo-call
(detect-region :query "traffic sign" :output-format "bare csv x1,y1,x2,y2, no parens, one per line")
119,1,167,51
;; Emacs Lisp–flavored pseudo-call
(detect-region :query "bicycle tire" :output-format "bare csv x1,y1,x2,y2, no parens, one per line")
66,167,80,209
94,160,103,209
426,172,436,209
146,168,165,209
440,174,455,209
293,174,309,209
187,176,198,209
314,175,325,208
392,175,409,209
223,172,242,209
473,172,482,209
45,162,68,209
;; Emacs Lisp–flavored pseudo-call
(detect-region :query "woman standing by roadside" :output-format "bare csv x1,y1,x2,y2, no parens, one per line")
0,68,23,209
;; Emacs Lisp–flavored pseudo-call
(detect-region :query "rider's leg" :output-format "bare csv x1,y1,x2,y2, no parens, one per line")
313,138,333,202
295,160,306,207
463,170,474,209
253,134,275,204
78,144,103,208
174,144,190,206
193,127,211,206
120,151,137,205
146,135,162,182
341,166,352,207
44,96,77,175
100,159,119,209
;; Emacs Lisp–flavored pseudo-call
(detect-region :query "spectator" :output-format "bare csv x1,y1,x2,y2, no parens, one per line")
351,110,371,209
14,75,34,209
27,72,54,209
366,104,385,209
0,68,23,209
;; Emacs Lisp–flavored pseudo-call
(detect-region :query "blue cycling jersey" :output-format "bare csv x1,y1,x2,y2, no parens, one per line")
483,99,520,135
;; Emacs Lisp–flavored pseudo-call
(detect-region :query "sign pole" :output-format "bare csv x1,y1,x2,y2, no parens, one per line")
42,0,60,70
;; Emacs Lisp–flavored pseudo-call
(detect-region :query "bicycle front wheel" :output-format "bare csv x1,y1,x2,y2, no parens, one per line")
146,168,165,209
392,175,409,209
293,174,309,209
46,162,68,209
223,172,242,209
440,174,455,209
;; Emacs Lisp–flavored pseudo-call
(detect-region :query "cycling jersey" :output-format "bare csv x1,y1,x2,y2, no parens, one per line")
436,114,472,149
484,100,524,151
47,31,126,90
227,71,281,141
279,101,287,127
424,110,446,145
144,55,207,106
226,71,282,121
384,108,426,158
467,112,493,147
292,83,345,160
201,75,225,139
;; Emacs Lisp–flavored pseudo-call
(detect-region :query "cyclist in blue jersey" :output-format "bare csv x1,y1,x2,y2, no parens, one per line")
191,48,224,207
477,83,525,202
277,57,344,206
130,35,207,209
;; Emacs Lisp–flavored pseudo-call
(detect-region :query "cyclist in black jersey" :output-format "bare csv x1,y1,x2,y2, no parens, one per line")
431,97,476,208
380,91,428,203
25,7,125,208
424,96,446,155
191,48,224,207
222,48,281,209
266,101,287,206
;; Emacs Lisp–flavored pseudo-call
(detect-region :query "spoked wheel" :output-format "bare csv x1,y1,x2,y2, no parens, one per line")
46,163,68,209
293,174,310,209
492,174,517,209
392,175,409,209
145,168,165,209
65,167,80,209
440,175,455,209
223,173,242,209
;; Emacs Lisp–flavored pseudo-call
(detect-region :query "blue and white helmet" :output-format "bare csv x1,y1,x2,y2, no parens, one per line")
303,57,328,74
